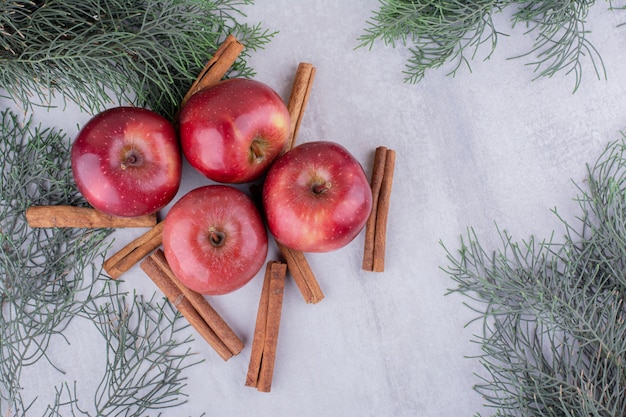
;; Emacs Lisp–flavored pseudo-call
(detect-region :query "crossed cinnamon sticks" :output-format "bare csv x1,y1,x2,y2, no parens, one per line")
141,249,244,360
104,64,322,302
98,42,322,380
25,35,395,391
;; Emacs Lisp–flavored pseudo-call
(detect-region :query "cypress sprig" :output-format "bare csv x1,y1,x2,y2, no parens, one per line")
358,0,625,91
0,110,199,415
0,0,275,118
442,137,626,416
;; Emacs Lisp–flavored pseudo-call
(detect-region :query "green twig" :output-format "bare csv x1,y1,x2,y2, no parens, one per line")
0,110,200,415
0,0,275,119
358,0,625,91
442,137,626,416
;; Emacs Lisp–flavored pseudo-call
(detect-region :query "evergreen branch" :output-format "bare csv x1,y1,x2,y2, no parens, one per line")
358,0,624,90
44,291,201,417
0,0,275,119
90,292,197,415
0,110,201,416
441,137,626,416
0,109,112,414
510,1,605,90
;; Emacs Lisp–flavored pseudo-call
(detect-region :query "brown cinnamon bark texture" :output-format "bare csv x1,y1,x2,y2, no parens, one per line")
245,261,287,392
362,146,396,272
141,250,243,361
25,205,157,228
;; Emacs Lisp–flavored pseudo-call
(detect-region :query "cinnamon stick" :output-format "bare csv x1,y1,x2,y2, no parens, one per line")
245,262,273,389
285,62,316,152
150,249,243,355
140,250,243,361
104,221,164,279
272,62,324,303
245,261,287,392
176,34,244,118
25,205,156,228
249,183,323,304
277,242,324,304
362,147,387,271
362,146,396,272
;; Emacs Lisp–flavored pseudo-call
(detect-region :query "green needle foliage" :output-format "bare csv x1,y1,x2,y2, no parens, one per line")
44,293,199,417
0,109,110,413
0,109,199,415
358,0,625,91
0,0,275,119
442,137,626,416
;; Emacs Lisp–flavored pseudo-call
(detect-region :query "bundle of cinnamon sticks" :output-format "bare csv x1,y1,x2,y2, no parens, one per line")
362,146,396,272
25,34,395,393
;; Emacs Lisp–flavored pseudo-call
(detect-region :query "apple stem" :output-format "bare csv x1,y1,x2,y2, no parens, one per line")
249,139,265,164
121,152,139,171
312,181,332,195
208,227,226,247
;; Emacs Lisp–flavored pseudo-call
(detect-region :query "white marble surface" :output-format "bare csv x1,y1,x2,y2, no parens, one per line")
8,2,626,416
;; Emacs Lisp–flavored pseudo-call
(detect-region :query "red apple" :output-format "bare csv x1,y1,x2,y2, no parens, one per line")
262,141,373,252
178,78,291,184
71,107,181,217
162,185,268,295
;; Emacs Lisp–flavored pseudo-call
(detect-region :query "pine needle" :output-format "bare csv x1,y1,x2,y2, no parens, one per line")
0,0,275,118
442,137,626,416
0,110,199,415
358,0,626,91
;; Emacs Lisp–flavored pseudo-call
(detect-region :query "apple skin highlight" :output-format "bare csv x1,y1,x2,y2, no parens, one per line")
262,141,373,253
178,78,291,184
71,106,182,218
163,185,268,295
